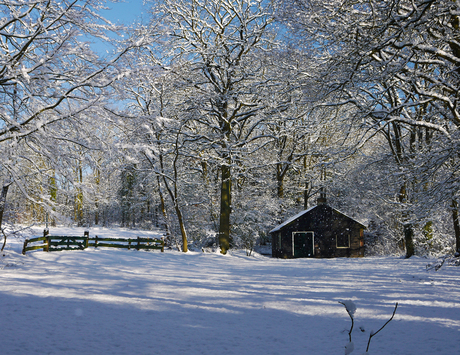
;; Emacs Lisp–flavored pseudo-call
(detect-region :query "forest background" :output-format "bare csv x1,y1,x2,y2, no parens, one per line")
1,0,459,257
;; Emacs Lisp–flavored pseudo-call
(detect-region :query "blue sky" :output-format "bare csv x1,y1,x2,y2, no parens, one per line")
101,1,147,25
89,1,149,55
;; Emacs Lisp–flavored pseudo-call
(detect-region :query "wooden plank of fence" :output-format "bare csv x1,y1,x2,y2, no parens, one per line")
92,243,131,249
87,240,163,249
90,237,123,242
87,237,161,243
49,242,85,247
22,239,47,254
48,236,87,251
50,235,86,240
24,244,48,252
26,236,48,243
22,233,165,254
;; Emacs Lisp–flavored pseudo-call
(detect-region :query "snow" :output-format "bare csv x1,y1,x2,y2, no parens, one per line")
340,299,357,317
1,226,459,355
344,341,354,355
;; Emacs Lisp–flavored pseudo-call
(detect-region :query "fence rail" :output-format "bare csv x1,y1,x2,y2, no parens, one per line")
22,230,164,255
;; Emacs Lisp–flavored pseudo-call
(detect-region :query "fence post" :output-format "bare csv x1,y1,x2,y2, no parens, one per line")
136,236,140,251
44,229,50,252
161,237,164,252
128,239,131,250
95,235,98,249
84,231,89,249
22,239,29,255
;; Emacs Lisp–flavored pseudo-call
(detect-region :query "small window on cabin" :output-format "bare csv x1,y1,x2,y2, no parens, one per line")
336,233,350,248
278,233,282,248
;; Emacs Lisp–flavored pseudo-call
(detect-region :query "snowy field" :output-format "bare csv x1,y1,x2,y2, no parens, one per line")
1,226,459,355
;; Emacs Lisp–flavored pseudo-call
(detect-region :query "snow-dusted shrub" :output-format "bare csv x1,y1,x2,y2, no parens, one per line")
339,300,398,354
426,253,460,271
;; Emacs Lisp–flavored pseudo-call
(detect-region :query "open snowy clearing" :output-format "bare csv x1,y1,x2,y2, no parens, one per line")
1,226,459,355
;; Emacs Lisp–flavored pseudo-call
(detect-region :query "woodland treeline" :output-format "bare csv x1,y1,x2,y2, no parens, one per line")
1,0,459,256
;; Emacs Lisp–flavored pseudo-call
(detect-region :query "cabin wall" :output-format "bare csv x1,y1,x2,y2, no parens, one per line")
271,205,365,258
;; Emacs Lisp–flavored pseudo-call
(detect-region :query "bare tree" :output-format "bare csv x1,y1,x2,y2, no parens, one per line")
153,0,276,253
277,0,460,255
0,1,136,244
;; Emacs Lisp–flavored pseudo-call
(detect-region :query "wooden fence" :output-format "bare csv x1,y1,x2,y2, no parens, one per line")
22,230,164,255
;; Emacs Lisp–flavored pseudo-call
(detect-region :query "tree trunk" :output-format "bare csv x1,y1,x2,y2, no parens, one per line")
303,157,312,209
276,163,284,199
399,183,415,258
75,164,84,226
157,176,171,239
95,204,99,226
94,168,100,226
404,223,415,258
219,161,232,254
0,183,11,252
449,11,460,75
49,174,57,227
160,159,188,252
304,181,311,209
174,204,188,252
452,198,460,253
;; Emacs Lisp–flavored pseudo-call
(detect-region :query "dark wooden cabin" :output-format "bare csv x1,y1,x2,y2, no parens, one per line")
270,197,365,258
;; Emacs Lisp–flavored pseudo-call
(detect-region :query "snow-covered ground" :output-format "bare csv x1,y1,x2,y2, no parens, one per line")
1,226,459,355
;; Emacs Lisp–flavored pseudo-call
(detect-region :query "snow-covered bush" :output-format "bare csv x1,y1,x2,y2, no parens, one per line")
339,300,398,354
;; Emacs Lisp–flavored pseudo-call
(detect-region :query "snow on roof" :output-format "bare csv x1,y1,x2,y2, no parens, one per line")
269,204,366,234
269,205,317,233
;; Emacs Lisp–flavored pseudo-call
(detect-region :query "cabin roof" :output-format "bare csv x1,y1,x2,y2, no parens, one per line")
269,205,317,234
269,204,366,234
